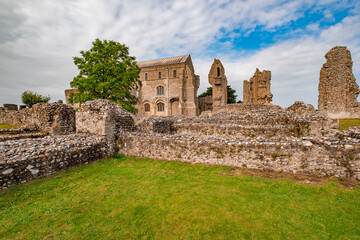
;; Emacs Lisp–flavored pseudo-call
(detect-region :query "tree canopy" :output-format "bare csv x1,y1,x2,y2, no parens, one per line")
69,38,141,113
198,85,238,104
21,91,50,108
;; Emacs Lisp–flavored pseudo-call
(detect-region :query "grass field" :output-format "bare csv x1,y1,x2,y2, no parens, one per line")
0,123,21,130
0,155,359,239
339,118,360,131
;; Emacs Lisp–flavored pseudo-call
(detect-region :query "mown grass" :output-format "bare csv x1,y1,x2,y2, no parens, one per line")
0,155,359,239
0,123,21,130
339,118,360,131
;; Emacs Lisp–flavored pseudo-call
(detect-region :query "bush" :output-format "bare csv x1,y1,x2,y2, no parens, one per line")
22,91,50,108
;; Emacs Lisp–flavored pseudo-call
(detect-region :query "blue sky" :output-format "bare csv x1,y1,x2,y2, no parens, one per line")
0,0,360,108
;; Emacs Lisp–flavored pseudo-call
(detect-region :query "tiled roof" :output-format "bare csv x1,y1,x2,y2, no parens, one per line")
137,55,190,68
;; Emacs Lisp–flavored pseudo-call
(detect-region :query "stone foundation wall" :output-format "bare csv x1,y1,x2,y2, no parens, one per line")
118,131,360,180
0,134,107,190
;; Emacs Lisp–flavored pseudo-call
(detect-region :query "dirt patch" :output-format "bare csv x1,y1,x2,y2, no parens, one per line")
224,168,360,188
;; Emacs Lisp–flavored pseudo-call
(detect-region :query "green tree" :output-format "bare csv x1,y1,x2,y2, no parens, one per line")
69,38,141,113
21,91,51,108
198,85,238,104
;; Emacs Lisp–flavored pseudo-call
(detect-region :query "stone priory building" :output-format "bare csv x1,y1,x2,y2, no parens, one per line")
135,55,200,117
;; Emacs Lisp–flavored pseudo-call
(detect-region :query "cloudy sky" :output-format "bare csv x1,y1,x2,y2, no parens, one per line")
1,0,360,108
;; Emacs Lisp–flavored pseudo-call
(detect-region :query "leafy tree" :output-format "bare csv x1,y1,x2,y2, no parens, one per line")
69,38,141,113
21,91,51,108
198,85,238,104
227,85,237,104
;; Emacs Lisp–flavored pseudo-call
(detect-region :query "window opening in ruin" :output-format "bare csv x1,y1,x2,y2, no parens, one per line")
157,86,164,95
159,72,161,79
217,67,220,77
144,103,150,112
173,70,176,78
145,73,148,80
157,102,165,112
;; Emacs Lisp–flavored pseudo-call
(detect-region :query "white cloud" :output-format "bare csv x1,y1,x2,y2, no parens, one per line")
0,0,359,108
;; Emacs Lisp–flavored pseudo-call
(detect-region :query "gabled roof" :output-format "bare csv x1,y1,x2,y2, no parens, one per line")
137,55,190,68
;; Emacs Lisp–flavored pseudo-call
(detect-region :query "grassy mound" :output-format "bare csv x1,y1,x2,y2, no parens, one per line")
1,155,359,239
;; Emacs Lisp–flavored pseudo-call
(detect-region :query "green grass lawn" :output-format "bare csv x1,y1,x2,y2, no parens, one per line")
339,118,360,131
1,155,359,240
0,123,21,130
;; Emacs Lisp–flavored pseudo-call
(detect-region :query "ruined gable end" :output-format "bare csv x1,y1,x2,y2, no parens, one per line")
208,59,227,108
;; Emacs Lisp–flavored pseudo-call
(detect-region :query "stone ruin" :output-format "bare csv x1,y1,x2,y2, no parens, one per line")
1,98,360,190
243,68,272,104
2,46,360,190
208,59,227,109
318,46,360,118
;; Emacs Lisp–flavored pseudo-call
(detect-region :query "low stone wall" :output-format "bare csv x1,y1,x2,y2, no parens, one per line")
0,134,107,190
118,131,360,180
0,101,75,135
0,109,31,125
173,107,337,138
136,116,175,134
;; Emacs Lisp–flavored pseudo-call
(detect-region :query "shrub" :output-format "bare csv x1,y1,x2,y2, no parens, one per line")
22,91,50,108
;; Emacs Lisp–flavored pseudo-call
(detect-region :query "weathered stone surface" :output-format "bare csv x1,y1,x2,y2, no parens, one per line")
3,104,18,110
175,103,337,138
286,101,316,115
31,102,76,135
0,134,107,190
0,102,75,135
136,116,174,134
198,95,212,114
209,59,227,108
318,46,360,118
243,68,272,104
76,99,135,153
76,99,135,135
118,129,360,180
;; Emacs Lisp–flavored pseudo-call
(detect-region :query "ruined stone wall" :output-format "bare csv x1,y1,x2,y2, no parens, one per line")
64,89,80,108
209,59,227,108
198,95,212,114
118,130,360,180
136,116,174,134
243,68,272,104
0,134,107,190
0,102,75,135
318,46,360,118
0,109,32,125
76,99,135,136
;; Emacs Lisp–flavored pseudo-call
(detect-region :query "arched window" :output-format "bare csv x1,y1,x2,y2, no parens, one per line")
157,86,164,95
173,70,176,78
217,67,220,77
144,103,150,112
159,72,161,79
145,73,148,80
157,102,165,112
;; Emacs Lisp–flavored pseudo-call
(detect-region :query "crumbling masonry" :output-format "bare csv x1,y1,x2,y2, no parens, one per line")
318,46,360,118
243,68,272,104
209,59,227,108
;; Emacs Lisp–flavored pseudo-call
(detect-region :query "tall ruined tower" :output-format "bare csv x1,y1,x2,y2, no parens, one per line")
208,59,227,108
318,46,360,116
243,68,272,104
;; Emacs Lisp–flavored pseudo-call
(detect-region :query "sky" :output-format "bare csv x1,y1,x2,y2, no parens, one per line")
1,0,360,108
